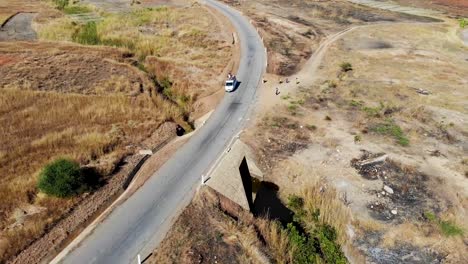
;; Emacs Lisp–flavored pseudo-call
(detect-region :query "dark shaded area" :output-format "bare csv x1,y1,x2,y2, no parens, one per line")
239,157,254,209
176,124,185,136
122,155,150,189
252,181,294,224
81,166,105,190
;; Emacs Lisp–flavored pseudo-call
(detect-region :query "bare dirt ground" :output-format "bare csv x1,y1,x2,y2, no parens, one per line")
221,0,438,75
244,20,468,263
392,0,468,17
0,0,238,263
154,1,467,263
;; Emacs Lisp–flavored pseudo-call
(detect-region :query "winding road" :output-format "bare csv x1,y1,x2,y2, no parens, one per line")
57,0,266,263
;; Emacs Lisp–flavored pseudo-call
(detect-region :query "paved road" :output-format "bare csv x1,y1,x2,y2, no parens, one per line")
60,1,266,263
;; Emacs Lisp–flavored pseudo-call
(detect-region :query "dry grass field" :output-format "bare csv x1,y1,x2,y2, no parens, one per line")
0,0,235,262
36,3,235,117
0,42,183,261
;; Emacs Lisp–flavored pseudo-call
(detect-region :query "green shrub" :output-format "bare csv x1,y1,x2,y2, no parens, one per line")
439,220,464,236
288,195,304,211
72,22,100,45
54,0,69,10
423,211,437,222
423,211,464,237
459,18,468,28
316,225,347,264
64,5,92,15
354,135,362,143
371,119,409,146
340,62,353,72
37,158,87,197
286,223,318,264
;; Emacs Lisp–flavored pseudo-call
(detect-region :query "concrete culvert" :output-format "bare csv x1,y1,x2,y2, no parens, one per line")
0,13,37,41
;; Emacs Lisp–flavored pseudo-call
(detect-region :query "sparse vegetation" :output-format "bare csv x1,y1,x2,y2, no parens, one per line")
72,21,99,45
340,62,353,72
424,211,464,237
63,4,92,15
284,192,348,264
54,0,69,11
371,119,409,146
354,134,362,142
37,158,86,197
459,18,467,28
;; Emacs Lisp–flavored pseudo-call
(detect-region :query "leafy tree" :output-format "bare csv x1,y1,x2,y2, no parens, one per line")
37,158,86,198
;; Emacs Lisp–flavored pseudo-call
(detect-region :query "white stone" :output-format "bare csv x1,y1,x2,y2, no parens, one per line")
138,149,153,155
384,185,394,194
391,209,398,215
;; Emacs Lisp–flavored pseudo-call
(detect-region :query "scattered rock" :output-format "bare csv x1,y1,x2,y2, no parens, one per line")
391,209,398,215
383,185,394,194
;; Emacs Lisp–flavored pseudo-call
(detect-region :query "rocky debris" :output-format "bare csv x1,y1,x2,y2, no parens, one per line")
415,88,431,95
352,150,445,223
384,185,394,194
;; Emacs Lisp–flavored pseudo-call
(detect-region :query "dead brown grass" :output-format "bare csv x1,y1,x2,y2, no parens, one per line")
0,1,235,261
0,87,180,260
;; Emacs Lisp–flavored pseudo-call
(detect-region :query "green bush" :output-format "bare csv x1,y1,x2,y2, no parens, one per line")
64,5,92,15
54,0,69,10
285,194,348,264
439,220,464,236
459,18,467,28
288,195,304,211
72,22,100,45
37,158,87,198
287,223,318,264
340,62,353,72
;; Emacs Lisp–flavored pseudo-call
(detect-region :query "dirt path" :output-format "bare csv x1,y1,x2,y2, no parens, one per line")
0,12,37,41
256,26,361,113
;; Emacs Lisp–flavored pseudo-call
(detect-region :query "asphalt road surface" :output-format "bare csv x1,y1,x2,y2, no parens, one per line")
60,0,266,263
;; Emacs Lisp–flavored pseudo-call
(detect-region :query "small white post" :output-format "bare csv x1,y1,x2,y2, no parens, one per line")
201,175,205,185
137,254,141,264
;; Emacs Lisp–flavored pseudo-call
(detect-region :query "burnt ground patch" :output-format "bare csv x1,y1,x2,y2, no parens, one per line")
351,151,444,223
355,230,445,264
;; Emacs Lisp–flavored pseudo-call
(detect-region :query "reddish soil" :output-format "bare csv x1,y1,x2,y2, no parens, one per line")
0,54,17,65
